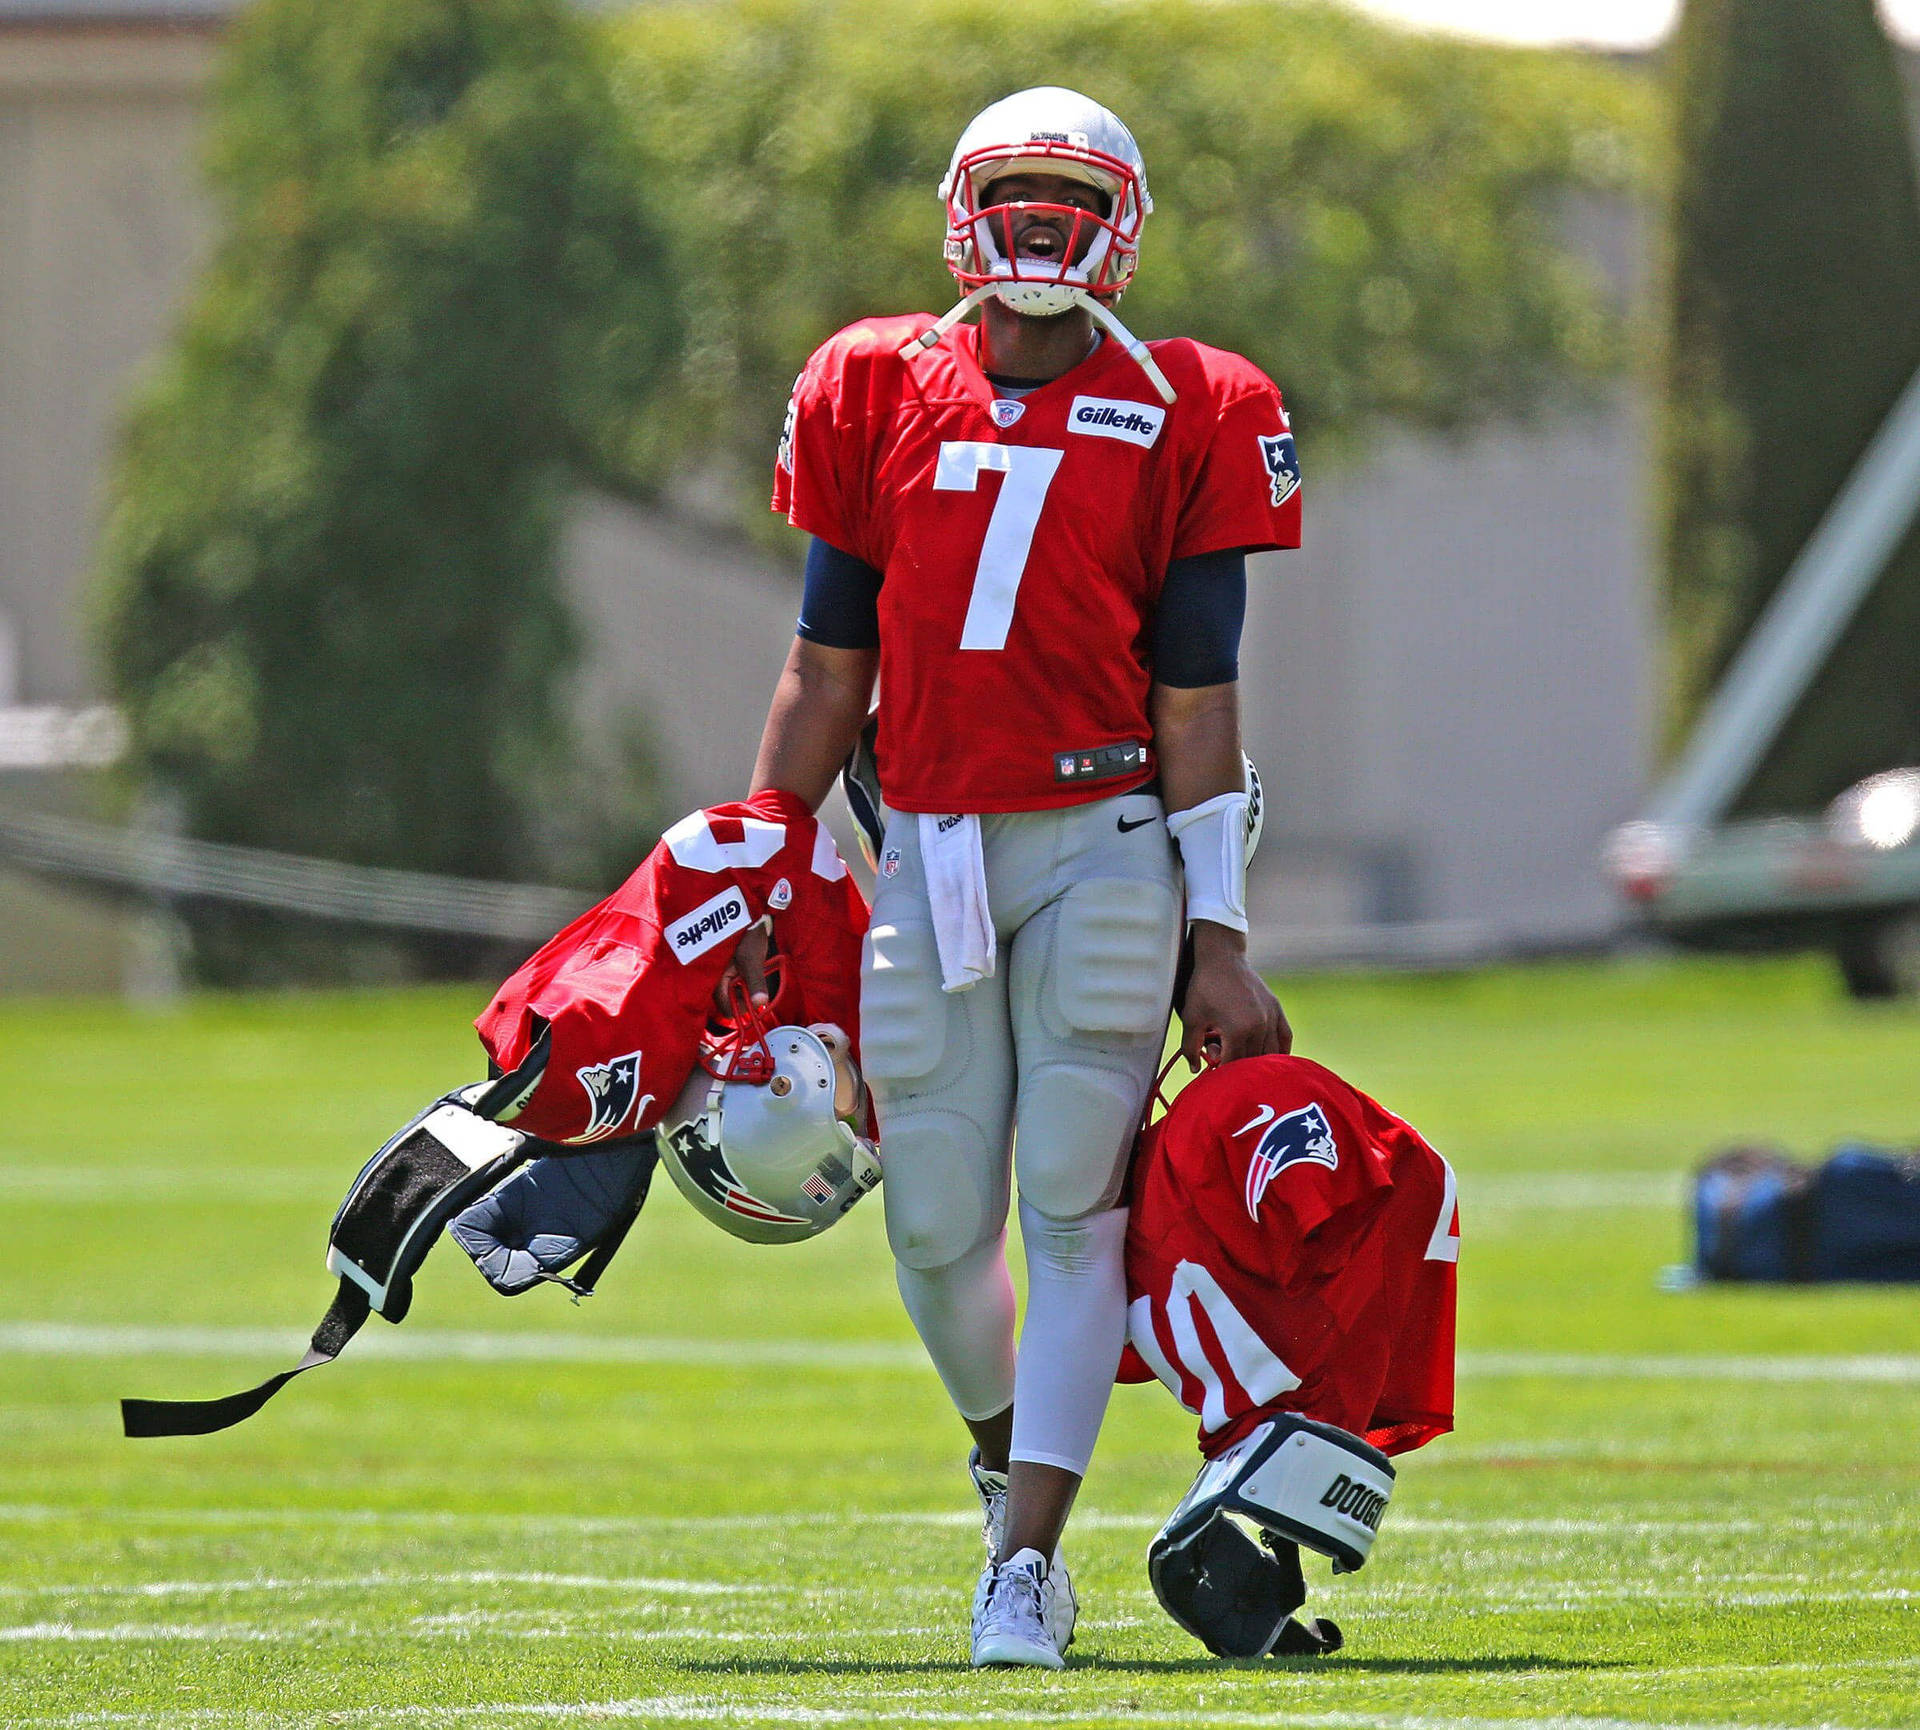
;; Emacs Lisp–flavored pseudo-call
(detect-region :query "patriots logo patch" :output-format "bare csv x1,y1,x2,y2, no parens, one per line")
576,1050,652,1143
667,1118,810,1227
1242,1102,1339,1220
1258,432,1301,508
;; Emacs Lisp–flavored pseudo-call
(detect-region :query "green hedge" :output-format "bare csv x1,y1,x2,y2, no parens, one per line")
94,0,673,978
609,0,1649,534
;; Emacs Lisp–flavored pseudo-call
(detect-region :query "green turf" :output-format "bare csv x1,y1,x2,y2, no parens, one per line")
2,954,1917,1727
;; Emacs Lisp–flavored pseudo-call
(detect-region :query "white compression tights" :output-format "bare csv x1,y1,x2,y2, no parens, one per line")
894,1203,1131,1478
894,1232,1018,1422
1009,1200,1130,1477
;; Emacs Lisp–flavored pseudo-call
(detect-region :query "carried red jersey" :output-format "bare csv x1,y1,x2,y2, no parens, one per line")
1121,1055,1458,1461
475,790,867,1145
772,316,1301,813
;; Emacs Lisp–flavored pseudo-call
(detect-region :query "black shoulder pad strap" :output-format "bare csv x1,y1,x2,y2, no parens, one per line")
121,1278,371,1438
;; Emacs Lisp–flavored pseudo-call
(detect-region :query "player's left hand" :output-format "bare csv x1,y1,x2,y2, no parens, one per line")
1179,922,1291,1068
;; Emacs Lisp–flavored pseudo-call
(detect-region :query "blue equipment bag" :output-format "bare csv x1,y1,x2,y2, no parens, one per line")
1694,1144,1920,1282
1811,1146,1920,1281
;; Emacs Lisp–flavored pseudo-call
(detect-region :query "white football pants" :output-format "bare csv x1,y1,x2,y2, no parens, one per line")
862,790,1181,1475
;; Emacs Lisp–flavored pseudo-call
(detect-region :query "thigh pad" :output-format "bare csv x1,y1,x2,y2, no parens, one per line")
860,918,948,1084
1048,875,1181,1038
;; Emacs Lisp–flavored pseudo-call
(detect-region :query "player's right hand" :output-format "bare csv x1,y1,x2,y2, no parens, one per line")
714,921,772,1013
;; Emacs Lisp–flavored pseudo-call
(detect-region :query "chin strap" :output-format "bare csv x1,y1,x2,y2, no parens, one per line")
901,286,1177,406
1080,294,1176,405
898,284,999,358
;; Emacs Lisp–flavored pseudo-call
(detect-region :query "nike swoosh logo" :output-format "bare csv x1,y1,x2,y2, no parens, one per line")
1116,815,1157,833
1231,1105,1277,1138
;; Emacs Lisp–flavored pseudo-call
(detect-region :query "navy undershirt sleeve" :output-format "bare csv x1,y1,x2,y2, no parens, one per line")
1152,549,1247,687
796,538,882,650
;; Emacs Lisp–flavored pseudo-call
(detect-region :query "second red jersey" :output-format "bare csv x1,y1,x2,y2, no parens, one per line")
772,316,1302,813
1121,1055,1459,1461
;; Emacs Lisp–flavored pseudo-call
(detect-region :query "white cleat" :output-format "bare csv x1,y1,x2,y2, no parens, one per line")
971,1547,1066,1669
965,1448,1077,1653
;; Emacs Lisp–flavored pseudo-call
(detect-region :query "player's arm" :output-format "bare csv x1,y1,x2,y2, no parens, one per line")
1150,549,1290,1066
751,538,882,806
729,541,880,1003
750,638,877,808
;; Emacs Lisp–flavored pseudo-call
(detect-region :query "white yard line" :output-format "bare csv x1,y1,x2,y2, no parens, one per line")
3,1167,1689,1208
0,1168,327,1204
1467,1173,1685,1209
0,1572,773,1600
0,1503,1896,1537
21,1696,1916,1730
11,1322,1920,1384
0,1323,930,1372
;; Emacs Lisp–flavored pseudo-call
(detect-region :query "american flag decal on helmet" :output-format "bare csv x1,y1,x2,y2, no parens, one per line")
1244,1102,1339,1220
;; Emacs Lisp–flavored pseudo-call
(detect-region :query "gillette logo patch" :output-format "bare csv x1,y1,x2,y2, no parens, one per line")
666,887,750,962
1068,396,1166,449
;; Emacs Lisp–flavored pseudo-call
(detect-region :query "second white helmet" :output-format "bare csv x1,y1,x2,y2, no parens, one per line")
658,1020,881,1246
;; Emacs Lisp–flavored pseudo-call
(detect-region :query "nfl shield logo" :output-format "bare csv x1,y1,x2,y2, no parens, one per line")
1257,432,1301,508
990,399,1026,429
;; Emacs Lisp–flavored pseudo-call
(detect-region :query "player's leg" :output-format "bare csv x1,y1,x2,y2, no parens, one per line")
859,815,1020,1453
1000,790,1183,1563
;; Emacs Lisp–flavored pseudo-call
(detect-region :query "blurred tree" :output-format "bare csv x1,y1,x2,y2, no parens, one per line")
603,0,1649,539
1662,0,1920,808
94,0,674,981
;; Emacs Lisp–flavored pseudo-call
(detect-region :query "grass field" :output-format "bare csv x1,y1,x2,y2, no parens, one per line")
2,954,1917,1728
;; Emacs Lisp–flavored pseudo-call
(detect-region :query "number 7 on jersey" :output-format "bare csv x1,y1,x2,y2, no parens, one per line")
933,441,1064,651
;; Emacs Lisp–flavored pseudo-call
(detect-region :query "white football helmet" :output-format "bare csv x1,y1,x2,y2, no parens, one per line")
941,86,1151,317
903,87,1175,404
658,1006,882,1246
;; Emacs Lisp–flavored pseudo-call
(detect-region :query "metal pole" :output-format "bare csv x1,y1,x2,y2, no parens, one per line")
1646,362,1920,831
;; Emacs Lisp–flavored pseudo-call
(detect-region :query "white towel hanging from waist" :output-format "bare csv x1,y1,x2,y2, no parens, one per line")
918,812,995,993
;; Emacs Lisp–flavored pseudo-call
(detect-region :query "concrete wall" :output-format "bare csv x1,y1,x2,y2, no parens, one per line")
1244,401,1654,946
0,21,217,705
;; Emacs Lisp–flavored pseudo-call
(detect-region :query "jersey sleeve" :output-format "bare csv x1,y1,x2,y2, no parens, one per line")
1169,375,1303,561
771,343,871,564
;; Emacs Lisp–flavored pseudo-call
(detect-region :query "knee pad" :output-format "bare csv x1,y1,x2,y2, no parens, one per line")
1015,1060,1147,1220
1048,876,1180,1039
880,1107,1006,1270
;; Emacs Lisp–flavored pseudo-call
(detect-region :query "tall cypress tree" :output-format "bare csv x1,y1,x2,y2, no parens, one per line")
1662,0,1920,810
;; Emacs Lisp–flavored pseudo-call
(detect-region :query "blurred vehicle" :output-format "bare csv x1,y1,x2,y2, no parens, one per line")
1607,768,1920,999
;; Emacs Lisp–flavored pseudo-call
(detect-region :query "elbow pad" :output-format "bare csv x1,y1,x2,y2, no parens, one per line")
1167,791,1250,934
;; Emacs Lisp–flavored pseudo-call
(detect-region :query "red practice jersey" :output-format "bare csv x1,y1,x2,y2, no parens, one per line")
475,790,867,1145
772,316,1301,813
1121,1055,1458,1461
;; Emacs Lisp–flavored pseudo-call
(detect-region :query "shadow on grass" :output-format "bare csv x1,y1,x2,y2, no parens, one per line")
1082,1653,1624,1675
676,1652,1618,1679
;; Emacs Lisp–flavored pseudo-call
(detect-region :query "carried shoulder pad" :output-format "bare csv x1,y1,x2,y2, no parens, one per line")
122,1090,525,1437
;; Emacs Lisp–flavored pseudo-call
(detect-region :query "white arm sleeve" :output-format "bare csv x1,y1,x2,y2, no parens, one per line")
1166,791,1251,934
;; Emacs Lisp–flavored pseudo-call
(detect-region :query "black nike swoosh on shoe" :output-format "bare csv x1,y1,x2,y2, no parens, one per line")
1116,815,1157,833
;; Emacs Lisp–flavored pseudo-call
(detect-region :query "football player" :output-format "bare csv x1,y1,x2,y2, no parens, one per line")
731,86,1303,1667
1124,1052,1459,1657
